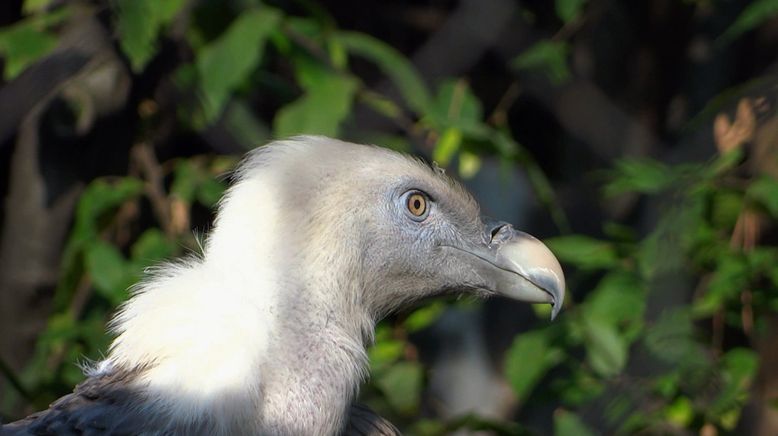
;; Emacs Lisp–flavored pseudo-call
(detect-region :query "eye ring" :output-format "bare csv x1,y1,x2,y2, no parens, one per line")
404,191,430,221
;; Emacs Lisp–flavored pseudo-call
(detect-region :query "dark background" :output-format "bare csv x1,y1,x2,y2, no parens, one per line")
1,0,777,434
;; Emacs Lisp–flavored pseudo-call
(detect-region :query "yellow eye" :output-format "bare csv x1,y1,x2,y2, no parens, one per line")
407,193,427,217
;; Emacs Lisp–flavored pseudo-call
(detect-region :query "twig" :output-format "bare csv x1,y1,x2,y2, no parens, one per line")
45,276,93,373
509,141,571,233
489,81,522,127
67,275,94,320
356,90,419,134
551,15,586,42
282,24,337,70
0,356,32,401
447,79,468,120
131,143,174,236
712,309,723,356
741,289,753,337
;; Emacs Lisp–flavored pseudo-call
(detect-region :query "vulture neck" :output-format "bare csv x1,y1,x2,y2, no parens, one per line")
259,279,373,434
104,175,376,434
208,228,374,434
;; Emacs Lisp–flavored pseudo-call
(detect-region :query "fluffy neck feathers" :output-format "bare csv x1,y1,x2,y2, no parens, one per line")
101,165,375,434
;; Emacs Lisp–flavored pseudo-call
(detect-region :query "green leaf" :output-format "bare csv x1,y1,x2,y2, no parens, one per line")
358,91,402,119
585,271,645,340
545,235,618,270
23,0,54,14
747,247,778,289
636,200,707,278
747,176,778,218
711,189,743,229
273,62,358,137
427,79,484,129
74,178,144,241
77,178,144,218
603,392,636,426
440,415,528,434
113,0,187,72
171,160,198,202
602,222,636,242
224,100,271,150
458,150,482,179
707,148,744,176
604,158,676,196
196,8,282,122
693,252,749,317
375,361,423,415
720,0,778,44
86,241,132,304
722,348,758,386
644,309,702,365
512,40,570,84
130,229,176,267
0,20,58,79
78,312,111,352
556,368,604,406
368,339,405,373
708,348,758,423
653,372,680,399
554,410,597,436
404,302,446,332
171,158,227,207
433,128,462,166
410,419,447,435
504,330,561,401
327,37,348,69
154,0,187,22
369,339,405,364
580,315,627,378
532,301,553,320
197,178,227,208
0,7,70,79
555,0,587,23
41,313,79,344
51,177,142,311
664,396,694,427
284,16,322,40
336,31,431,113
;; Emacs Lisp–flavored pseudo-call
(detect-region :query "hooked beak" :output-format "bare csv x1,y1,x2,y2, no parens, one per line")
447,221,566,320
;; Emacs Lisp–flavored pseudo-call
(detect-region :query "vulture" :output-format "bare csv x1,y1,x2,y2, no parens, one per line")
2,136,565,435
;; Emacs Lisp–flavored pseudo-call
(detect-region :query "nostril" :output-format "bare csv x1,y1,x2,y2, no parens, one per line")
487,221,513,244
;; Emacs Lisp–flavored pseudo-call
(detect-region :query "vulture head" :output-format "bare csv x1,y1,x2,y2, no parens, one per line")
5,136,564,435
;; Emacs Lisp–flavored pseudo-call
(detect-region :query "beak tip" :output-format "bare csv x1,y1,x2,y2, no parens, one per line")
550,301,561,321
548,282,565,321
527,272,565,321
550,280,565,321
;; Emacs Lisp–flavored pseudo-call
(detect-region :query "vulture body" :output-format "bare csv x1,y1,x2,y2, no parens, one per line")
3,136,564,435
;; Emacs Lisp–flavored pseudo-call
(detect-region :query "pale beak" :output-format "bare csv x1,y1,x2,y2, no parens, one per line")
448,221,566,320
490,227,566,320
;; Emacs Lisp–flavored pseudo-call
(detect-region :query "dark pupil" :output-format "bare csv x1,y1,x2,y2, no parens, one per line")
413,198,421,211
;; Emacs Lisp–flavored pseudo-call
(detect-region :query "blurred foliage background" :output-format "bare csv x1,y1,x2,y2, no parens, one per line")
1,0,777,434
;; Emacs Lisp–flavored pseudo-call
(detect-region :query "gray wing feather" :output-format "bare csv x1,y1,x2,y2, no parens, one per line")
343,403,402,436
3,373,399,435
2,371,154,436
